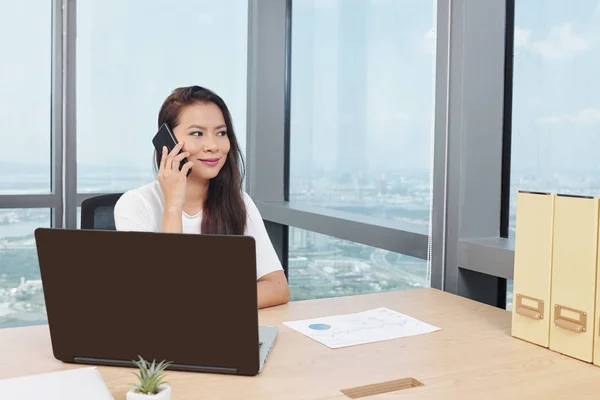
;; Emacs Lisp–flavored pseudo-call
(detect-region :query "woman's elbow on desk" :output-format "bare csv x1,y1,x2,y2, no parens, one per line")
257,270,290,309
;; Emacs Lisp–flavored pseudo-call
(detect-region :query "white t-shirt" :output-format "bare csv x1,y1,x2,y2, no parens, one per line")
113,180,283,280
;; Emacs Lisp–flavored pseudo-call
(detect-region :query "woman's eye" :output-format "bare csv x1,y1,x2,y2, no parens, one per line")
217,131,227,136
190,131,202,136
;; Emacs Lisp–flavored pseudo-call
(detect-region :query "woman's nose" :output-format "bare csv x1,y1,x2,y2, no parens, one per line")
204,138,218,152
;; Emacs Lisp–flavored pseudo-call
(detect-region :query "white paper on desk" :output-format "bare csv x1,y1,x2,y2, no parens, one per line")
0,366,114,400
283,307,441,349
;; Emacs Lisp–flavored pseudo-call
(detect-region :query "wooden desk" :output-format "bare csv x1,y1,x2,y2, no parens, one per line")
2,288,600,399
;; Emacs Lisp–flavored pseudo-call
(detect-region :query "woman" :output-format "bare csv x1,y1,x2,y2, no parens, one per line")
114,85,290,308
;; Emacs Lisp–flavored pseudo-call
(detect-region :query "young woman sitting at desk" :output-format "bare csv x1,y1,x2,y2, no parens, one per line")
113,85,290,309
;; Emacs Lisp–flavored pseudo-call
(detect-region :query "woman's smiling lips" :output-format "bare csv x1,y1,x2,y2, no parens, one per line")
199,157,220,167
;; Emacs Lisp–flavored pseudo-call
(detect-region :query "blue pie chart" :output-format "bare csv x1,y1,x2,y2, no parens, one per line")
309,323,331,330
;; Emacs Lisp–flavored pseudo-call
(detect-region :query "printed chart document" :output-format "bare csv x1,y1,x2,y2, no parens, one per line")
283,307,441,349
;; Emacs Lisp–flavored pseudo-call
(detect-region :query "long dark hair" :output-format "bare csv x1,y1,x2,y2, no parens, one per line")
155,85,246,235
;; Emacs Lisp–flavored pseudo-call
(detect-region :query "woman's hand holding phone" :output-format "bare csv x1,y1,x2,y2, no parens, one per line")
157,142,193,211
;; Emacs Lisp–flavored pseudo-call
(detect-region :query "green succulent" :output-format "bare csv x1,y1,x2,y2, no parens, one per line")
131,355,172,395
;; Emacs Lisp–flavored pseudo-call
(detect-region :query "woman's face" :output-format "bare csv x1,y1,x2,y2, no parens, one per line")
172,102,231,181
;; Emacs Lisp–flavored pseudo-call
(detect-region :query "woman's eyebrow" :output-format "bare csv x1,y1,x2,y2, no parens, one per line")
186,124,227,130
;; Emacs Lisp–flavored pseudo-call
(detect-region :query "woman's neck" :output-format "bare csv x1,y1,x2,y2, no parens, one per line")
184,178,209,212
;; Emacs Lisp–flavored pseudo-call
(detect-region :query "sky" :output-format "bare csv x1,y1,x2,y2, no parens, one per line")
511,0,600,175
0,0,53,172
2,0,599,186
290,0,436,177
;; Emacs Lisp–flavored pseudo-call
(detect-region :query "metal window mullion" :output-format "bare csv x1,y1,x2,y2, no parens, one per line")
445,0,508,300
431,0,452,291
62,0,77,229
246,0,287,202
0,195,61,209
51,0,64,228
283,0,291,202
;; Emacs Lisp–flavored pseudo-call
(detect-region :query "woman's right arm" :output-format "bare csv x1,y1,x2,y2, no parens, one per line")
157,142,193,233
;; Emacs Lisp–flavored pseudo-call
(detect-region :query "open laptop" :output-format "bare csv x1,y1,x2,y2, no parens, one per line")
33,227,277,376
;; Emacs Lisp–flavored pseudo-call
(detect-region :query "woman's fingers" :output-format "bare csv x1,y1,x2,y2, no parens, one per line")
180,160,193,177
159,146,168,173
165,142,184,170
173,151,190,164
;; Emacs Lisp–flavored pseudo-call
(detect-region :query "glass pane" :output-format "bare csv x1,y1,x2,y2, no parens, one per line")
76,0,248,193
0,1,52,194
289,0,435,229
288,227,429,301
509,0,600,236
0,209,51,328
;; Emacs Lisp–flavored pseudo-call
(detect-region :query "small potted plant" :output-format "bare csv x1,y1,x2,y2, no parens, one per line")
126,355,172,400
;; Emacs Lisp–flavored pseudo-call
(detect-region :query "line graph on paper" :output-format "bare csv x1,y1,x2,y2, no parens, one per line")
283,307,441,349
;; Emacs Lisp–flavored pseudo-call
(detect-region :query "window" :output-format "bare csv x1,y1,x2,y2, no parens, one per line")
509,0,600,237
289,227,429,301
0,209,51,328
0,2,55,328
0,1,52,194
76,0,249,193
289,0,436,230
286,0,434,299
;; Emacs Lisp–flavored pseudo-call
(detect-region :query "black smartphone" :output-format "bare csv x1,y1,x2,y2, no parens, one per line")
152,122,191,176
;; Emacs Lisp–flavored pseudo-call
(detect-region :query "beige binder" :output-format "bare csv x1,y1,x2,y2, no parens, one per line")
511,191,555,347
549,194,599,363
594,205,600,366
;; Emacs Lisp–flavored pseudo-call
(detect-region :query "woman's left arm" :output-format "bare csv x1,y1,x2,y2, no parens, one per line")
257,270,290,309
243,192,290,308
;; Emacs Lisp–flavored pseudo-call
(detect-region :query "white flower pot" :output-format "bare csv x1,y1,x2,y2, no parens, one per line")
126,384,171,400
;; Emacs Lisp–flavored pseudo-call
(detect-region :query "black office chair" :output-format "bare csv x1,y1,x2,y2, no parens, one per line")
80,193,123,230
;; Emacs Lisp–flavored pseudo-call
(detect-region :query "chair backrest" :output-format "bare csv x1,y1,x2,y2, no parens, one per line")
80,193,123,230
